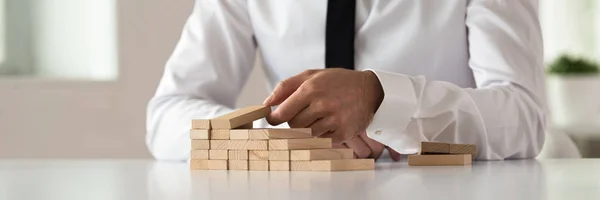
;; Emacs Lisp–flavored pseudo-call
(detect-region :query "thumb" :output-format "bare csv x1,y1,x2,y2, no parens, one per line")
263,71,315,106
386,146,402,162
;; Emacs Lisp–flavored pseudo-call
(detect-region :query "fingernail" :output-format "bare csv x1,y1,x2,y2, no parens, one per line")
263,94,273,105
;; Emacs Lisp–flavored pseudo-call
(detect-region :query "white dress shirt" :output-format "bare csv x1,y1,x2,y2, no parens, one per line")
147,0,546,161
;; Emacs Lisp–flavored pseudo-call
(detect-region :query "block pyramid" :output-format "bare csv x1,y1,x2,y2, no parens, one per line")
189,105,375,171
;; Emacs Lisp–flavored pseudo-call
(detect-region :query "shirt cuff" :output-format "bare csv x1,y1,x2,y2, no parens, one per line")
364,69,421,154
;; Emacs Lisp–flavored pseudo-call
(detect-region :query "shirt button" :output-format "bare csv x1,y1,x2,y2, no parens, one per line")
375,130,382,135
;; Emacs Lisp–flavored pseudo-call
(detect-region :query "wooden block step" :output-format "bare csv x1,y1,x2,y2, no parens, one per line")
449,144,477,157
269,150,290,160
209,150,228,160
228,140,268,150
229,160,248,170
290,161,311,171
249,160,269,171
210,105,271,129
420,142,450,154
190,159,209,170
269,161,290,171
408,154,472,166
249,150,269,160
190,129,210,139
190,150,209,159
191,140,210,150
249,128,312,139
210,140,229,150
208,160,228,170
229,150,248,160
290,149,353,160
210,130,230,139
230,129,250,140
311,159,375,171
269,138,332,150
191,119,210,130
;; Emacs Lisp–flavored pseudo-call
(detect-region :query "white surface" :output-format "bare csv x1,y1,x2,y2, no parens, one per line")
0,159,598,200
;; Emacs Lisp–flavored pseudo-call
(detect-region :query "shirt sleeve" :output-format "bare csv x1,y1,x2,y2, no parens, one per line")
365,0,546,160
146,0,256,161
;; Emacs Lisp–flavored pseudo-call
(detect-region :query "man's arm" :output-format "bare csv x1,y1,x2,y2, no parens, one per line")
147,0,256,161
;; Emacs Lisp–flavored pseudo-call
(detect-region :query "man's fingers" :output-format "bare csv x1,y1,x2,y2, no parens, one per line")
358,133,384,160
308,117,337,138
266,90,311,126
387,146,402,162
287,104,326,128
263,70,316,106
345,136,372,158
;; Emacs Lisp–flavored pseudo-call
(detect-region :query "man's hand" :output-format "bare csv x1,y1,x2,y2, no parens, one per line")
263,69,384,143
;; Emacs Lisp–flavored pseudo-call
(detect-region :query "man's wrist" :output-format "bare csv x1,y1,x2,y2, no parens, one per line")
363,70,384,113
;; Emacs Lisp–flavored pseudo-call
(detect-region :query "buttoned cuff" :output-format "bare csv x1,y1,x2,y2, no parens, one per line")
364,69,421,154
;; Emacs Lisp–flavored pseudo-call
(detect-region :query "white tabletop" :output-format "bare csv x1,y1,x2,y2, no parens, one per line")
0,159,598,200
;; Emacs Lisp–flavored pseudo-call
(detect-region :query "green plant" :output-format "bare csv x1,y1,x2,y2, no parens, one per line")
547,55,599,75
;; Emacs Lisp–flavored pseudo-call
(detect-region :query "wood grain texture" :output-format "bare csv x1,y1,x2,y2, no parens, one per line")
249,150,269,160
268,150,290,160
208,160,228,170
229,150,248,160
449,144,477,156
210,105,271,129
269,138,332,150
210,140,229,150
190,129,210,139
408,154,472,166
311,159,375,171
290,161,311,171
228,140,268,150
249,128,312,139
269,161,290,171
290,149,354,160
237,122,254,129
421,142,450,154
249,160,269,171
210,130,230,140
229,129,250,140
191,119,210,129
229,160,248,170
190,159,209,170
191,140,210,150
190,150,209,159
209,150,228,160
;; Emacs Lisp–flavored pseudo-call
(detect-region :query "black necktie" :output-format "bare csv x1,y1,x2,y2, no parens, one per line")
325,0,356,70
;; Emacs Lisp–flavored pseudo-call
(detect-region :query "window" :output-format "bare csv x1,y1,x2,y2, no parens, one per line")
0,0,117,80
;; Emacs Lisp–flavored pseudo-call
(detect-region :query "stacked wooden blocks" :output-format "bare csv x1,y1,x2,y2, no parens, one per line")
407,142,477,166
189,105,375,171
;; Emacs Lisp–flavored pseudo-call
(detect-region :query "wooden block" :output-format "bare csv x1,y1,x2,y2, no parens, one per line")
249,160,269,171
290,161,311,171
210,130,230,139
269,161,290,171
210,140,229,150
408,154,472,166
249,150,269,160
208,160,228,170
228,140,268,150
190,129,210,139
311,159,375,171
191,119,210,129
229,160,249,170
449,144,477,157
191,140,210,150
210,105,271,129
269,150,290,160
238,122,253,129
421,142,450,154
190,159,209,170
229,150,248,160
290,149,354,161
190,150,209,159
209,150,228,160
249,128,313,139
230,129,250,140
269,138,332,150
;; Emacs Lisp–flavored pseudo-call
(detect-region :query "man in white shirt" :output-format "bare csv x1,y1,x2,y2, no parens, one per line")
147,0,546,161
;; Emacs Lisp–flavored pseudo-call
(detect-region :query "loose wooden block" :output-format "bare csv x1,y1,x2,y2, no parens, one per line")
311,159,375,171
229,160,249,170
290,149,354,160
449,144,477,157
238,122,253,129
208,160,228,170
210,130,230,139
290,161,311,171
249,160,269,171
210,105,271,129
228,140,268,150
269,150,290,160
408,154,472,166
191,140,210,150
229,150,249,160
190,129,210,139
190,150,209,159
249,150,269,160
249,128,312,139
191,119,210,129
230,129,250,140
210,140,229,150
209,150,228,160
269,138,332,150
269,161,290,171
421,142,450,154
190,159,209,170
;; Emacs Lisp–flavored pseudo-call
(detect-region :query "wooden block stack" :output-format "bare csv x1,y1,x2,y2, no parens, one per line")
408,142,477,166
189,105,375,171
